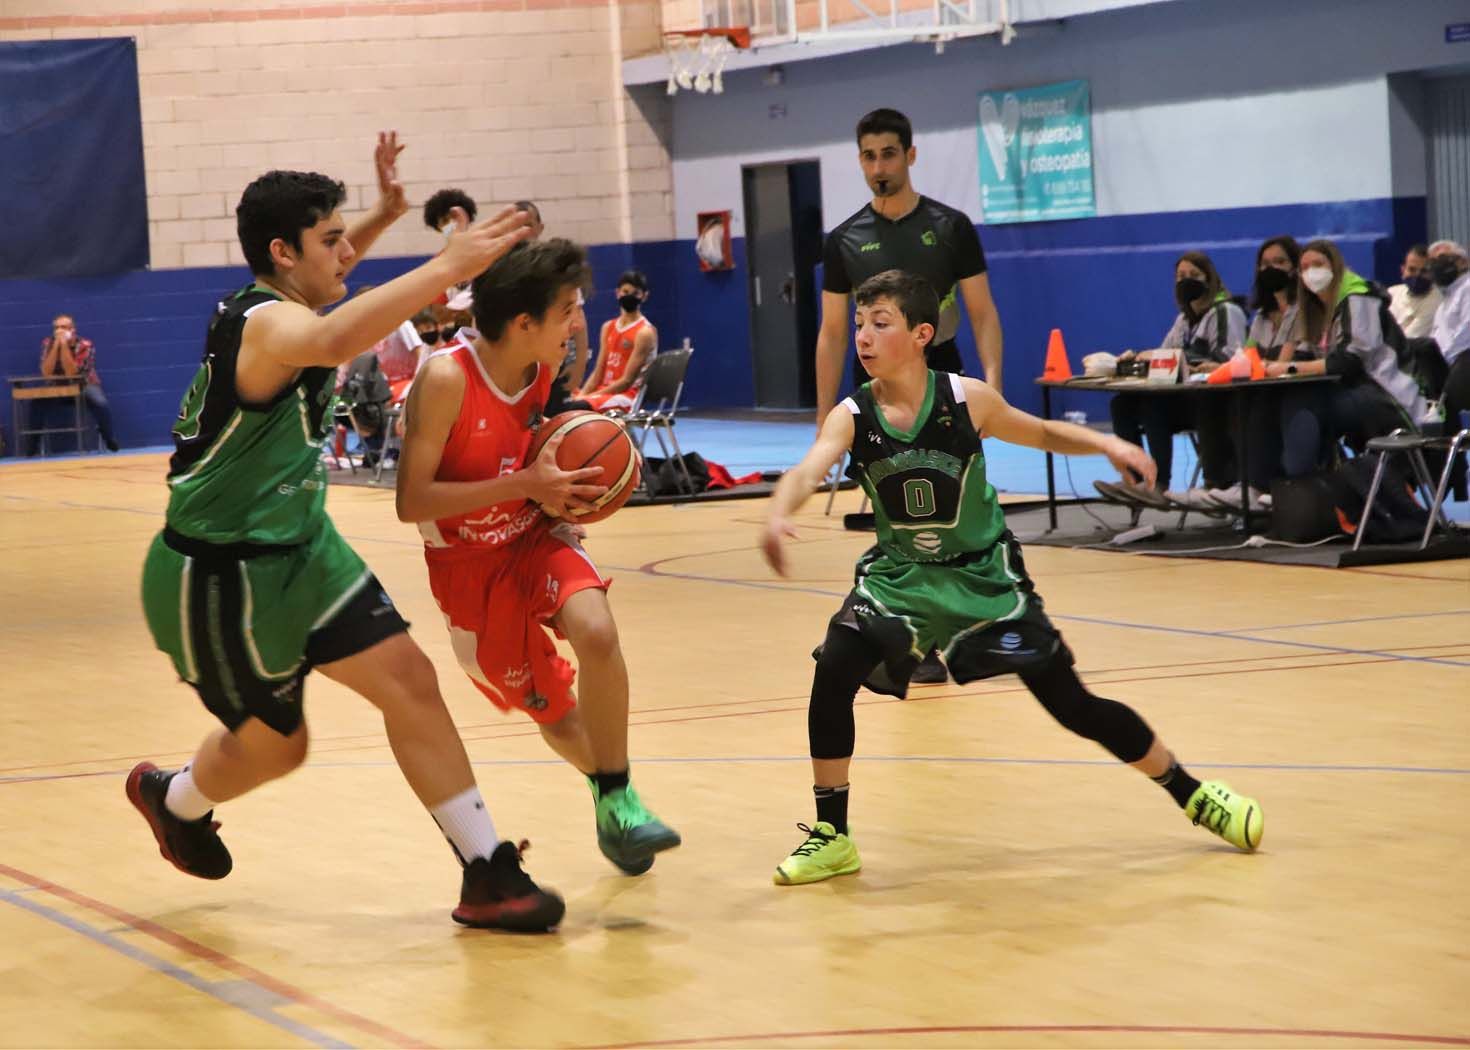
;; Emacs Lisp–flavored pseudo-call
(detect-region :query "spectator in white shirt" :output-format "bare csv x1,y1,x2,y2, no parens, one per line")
1428,240,1470,429
1387,244,1442,340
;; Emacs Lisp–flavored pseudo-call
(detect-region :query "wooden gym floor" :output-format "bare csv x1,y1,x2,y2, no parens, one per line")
1,453,1467,1049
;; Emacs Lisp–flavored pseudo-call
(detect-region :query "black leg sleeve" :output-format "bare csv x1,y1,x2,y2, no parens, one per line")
809,625,883,760
1018,656,1155,764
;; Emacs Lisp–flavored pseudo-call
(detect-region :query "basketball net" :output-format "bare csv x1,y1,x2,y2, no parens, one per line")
663,28,748,96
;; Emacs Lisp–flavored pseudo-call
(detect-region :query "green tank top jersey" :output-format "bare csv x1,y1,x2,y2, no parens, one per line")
843,370,1006,564
165,284,337,546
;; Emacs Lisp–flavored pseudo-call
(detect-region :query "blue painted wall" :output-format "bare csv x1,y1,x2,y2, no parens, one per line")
655,194,1425,420
0,193,1425,454
0,245,744,455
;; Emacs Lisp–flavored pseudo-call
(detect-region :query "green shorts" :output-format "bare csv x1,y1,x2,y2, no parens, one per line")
140,519,408,734
826,531,1071,697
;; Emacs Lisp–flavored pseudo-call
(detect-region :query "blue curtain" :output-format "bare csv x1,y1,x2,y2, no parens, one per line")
0,38,148,279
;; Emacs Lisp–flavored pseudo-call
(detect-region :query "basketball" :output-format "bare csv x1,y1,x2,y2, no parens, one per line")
526,410,641,523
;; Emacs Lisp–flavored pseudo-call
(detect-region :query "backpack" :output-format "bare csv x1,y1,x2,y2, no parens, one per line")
1269,455,1428,544
641,452,711,496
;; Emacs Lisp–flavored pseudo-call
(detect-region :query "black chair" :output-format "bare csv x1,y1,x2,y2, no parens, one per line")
1352,426,1468,550
618,343,695,497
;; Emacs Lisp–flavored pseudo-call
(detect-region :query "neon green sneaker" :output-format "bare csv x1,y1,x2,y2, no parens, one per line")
1186,780,1263,852
591,780,681,875
773,822,861,885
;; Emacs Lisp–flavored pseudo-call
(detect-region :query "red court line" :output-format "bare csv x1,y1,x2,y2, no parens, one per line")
5,647,1466,784
377,651,1470,750
0,651,1296,775
0,861,432,1049
585,1022,1470,1048
4,646,1464,778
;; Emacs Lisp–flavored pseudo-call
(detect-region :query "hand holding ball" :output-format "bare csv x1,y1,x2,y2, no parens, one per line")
525,411,641,524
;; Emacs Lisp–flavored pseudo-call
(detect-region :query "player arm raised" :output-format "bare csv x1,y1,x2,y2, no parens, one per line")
760,405,856,576
959,376,1156,488
245,206,531,375
395,355,606,523
341,131,410,275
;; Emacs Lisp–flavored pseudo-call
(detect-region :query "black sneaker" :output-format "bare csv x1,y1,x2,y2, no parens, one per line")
453,840,565,932
910,649,948,685
125,762,233,880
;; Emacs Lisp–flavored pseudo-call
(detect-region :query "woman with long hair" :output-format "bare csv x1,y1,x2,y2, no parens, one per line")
1099,251,1246,507
1194,235,1303,511
1269,239,1430,477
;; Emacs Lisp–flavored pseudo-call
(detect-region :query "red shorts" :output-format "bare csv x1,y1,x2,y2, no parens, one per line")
583,388,639,412
425,520,608,724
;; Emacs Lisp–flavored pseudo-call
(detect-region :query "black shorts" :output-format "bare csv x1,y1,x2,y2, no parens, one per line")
191,568,408,736
821,534,1072,699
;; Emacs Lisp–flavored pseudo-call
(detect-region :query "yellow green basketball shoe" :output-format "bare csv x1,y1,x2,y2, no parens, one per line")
773,822,862,885
591,780,681,876
1186,780,1263,851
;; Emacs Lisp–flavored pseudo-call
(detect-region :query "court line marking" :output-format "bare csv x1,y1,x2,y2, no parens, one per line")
1060,613,1470,668
582,1022,1470,1048
0,862,430,1049
4,648,1465,782
634,561,1470,668
1233,608,1470,632
8,754,1468,784
0,885,352,1049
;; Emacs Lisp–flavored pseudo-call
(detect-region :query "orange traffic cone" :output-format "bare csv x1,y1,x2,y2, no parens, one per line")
1244,344,1266,379
1043,328,1073,381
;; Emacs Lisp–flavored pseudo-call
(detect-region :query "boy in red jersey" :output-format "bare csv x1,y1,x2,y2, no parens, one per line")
396,239,681,875
577,270,656,412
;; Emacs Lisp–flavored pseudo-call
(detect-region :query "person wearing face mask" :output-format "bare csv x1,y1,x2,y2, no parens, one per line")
1268,239,1430,478
1387,244,1442,341
424,188,479,315
577,270,656,413
1427,240,1470,429
1100,251,1246,508
1186,236,1304,512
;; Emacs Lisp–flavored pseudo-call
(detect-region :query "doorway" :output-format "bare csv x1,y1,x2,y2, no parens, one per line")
742,160,823,409
1427,73,1470,249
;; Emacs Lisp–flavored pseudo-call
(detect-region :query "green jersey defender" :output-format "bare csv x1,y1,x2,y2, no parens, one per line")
828,370,1069,697
140,284,401,736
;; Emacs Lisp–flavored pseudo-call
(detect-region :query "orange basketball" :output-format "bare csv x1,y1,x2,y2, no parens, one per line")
526,411,641,524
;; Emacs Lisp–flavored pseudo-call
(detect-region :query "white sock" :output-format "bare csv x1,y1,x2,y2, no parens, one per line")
430,787,499,864
163,766,217,822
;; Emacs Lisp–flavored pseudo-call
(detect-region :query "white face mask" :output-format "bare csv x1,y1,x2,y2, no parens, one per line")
1302,266,1334,293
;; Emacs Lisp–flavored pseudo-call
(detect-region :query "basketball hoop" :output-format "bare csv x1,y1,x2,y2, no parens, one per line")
662,27,750,96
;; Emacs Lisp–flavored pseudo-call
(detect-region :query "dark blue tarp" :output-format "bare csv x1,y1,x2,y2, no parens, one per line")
0,38,148,279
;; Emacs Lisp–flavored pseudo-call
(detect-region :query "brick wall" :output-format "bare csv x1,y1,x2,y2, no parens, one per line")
0,0,674,267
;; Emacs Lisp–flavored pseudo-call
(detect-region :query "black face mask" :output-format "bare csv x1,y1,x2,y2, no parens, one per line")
1405,274,1433,297
618,293,643,313
1175,277,1208,307
1255,266,1293,298
1429,256,1463,288
440,326,458,342
419,328,441,345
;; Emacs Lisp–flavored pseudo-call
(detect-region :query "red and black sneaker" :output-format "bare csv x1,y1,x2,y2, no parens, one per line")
452,840,565,932
124,762,233,880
